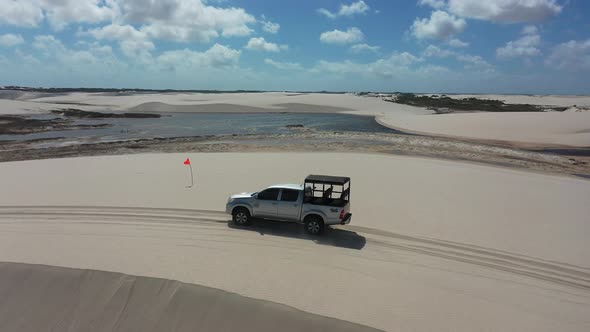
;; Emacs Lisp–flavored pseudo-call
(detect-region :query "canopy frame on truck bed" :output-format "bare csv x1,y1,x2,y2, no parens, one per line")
304,175,350,206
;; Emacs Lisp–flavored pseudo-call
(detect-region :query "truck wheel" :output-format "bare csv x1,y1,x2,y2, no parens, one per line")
232,208,251,226
304,215,324,235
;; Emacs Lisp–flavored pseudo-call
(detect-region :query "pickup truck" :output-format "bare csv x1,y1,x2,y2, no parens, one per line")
226,175,352,235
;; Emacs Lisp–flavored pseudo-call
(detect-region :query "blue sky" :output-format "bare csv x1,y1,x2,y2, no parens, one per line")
0,0,589,93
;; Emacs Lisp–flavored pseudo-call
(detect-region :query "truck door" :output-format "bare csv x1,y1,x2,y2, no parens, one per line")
253,188,280,218
277,189,301,221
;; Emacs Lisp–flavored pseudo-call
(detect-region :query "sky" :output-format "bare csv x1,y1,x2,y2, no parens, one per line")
0,0,589,94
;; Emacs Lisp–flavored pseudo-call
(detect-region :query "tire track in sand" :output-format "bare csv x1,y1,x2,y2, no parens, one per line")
1,205,589,292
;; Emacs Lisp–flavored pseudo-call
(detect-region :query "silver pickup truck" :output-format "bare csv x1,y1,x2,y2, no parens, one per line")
226,175,352,235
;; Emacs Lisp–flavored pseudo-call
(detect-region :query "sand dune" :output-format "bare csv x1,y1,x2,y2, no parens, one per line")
377,111,590,147
0,262,379,332
1,153,589,331
127,101,354,114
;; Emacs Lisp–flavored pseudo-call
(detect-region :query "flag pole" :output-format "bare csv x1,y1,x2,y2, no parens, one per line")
184,157,194,188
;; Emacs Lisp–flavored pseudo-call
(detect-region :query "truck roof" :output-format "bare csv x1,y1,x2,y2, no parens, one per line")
305,175,350,185
268,184,303,190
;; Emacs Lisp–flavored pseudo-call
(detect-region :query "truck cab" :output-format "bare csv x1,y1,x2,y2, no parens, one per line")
226,175,351,235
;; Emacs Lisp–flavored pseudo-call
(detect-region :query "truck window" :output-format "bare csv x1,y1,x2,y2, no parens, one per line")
257,188,280,200
280,189,299,202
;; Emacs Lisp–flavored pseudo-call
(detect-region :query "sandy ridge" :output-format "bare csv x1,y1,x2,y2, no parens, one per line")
0,262,382,332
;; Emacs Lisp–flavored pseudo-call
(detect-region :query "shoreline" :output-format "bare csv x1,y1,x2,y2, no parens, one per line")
3,91,590,147
3,107,588,149
1,131,588,179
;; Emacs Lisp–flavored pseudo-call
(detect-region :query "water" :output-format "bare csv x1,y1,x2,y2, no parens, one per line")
1,112,404,141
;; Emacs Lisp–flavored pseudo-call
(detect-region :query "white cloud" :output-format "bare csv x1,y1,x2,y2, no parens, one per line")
350,43,381,54
448,38,469,48
0,0,43,27
312,52,422,78
318,1,370,19
419,0,446,9
312,60,366,74
87,23,147,41
41,0,118,30
320,27,364,45
140,23,218,43
3,34,249,88
411,10,466,40
456,54,494,71
522,25,538,35
246,37,287,52
116,0,255,41
264,58,303,70
423,44,494,72
86,23,153,59
417,64,451,74
15,48,41,65
423,44,455,58
371,52,423,77
116,0,177,22
157,44,241,69
32,35,66,54
496,25,541,59
81,4,254,61
0,0,257,41
338,0,370,16
88,43,114,57
31,34,118,67
120,40,155,61
262,20,280,34
0,34,25,47
0,0,117,29
448,0,563,23
496,35,541,59
546,39,590,70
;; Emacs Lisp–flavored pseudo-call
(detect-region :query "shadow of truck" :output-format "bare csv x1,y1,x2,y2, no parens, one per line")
228,218,366,250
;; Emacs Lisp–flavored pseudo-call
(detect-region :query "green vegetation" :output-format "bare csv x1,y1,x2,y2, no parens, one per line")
388,93,566,113
51,109,160,118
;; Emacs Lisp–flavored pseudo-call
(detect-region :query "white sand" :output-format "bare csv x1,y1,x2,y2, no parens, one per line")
377,111,590,147
3,91,589,147
1,153,589,331
0,262,378,332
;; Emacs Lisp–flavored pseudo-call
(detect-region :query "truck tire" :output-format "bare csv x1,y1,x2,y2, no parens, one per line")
304,215,324,235
232,207,251,226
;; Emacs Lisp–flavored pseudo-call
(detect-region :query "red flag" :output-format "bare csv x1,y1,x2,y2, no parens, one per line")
184,158,191,165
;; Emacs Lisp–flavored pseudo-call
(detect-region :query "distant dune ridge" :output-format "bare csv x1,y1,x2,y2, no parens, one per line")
1,91,589,146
